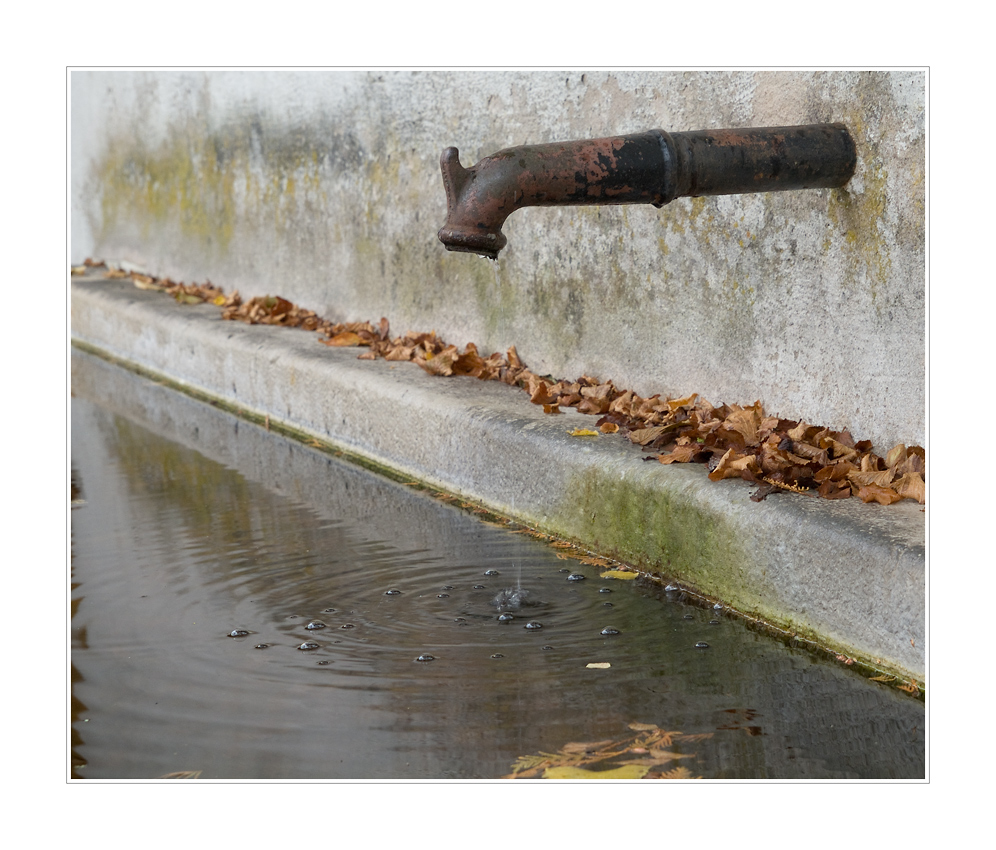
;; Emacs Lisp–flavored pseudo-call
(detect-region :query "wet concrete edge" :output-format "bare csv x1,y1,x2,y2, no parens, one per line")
71,278,926,686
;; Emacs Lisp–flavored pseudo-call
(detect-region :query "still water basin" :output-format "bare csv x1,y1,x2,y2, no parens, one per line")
70,350,924,779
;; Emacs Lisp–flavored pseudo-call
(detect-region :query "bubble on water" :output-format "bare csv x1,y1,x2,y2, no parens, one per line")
287,615,299,620
558,568,571,573
454,617,467,622
600,627,620,636
599,587,612,594
442,585,454,590
713,603,723,610
491,654,504,659
567,573,585,582
695,642,710,649
317,660,331,665
541,645,554,651
305,621,327,630
709,619,721,625
484,569,500,576
298,642,320,651
603,602,613,607
340,624,356,630
497,613,514,623
254,644,269,649
383,590,402,596
323,608,336,612
473,585,486,590
229,629,250,637
524,621,543,630
437,593,450,598
683,614,694,620
415,654,435,662
665,584,679,592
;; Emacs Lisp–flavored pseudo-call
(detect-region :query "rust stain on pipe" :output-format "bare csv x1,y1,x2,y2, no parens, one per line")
438,124,856,260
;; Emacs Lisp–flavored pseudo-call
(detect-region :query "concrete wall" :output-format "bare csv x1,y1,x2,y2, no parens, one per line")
71,69,925,449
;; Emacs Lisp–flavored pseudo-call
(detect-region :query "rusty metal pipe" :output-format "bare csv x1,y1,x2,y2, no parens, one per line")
438,124,856,260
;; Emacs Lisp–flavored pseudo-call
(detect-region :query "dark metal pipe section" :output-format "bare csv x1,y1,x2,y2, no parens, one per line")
438,124,856,260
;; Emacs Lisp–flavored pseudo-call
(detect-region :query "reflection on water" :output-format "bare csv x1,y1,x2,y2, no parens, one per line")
70,350,924,780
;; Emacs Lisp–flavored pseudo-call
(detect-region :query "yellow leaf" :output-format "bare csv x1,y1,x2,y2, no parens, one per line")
212,294,227,306
543,764,649,779
600,570,639,580
585,662,611,669
568,428,599,437
133,277,165,291
71,265,87,275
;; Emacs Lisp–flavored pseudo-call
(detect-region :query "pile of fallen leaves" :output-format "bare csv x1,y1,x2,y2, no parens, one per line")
504,722,709,779
75,260,925,506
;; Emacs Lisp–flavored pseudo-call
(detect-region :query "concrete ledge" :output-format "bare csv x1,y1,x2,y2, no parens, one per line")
71,277,925,682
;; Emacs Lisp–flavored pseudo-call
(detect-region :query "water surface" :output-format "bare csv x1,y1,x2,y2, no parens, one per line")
70,350,924,779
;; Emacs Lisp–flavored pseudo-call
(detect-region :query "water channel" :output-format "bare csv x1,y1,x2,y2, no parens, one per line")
70,349,925,780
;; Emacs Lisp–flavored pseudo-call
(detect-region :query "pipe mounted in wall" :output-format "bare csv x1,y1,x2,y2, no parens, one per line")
437,124,856,260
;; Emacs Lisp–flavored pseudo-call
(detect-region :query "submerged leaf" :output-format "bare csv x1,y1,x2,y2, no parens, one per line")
600,570,639,580
543,764,649,779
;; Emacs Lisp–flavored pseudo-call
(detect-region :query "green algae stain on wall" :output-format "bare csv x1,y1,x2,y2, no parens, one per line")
97,125,240,255
94,117,338,264
824,103,900,310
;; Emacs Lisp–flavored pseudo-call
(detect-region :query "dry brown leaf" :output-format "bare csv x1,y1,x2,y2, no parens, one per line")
856,484,904,505
893,472,925,504
322,331,364,347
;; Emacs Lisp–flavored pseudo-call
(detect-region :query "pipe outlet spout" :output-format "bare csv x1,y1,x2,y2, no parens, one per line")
437,124,856,260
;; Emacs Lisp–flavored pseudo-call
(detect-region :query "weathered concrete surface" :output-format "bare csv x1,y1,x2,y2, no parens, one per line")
70,69,924,450
71,277,925,683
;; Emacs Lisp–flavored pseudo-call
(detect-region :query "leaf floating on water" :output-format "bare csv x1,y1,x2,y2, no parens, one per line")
585,662,611,669
600,570,639,580
543,764,650,780
652,766,698,780
568,428,599,437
